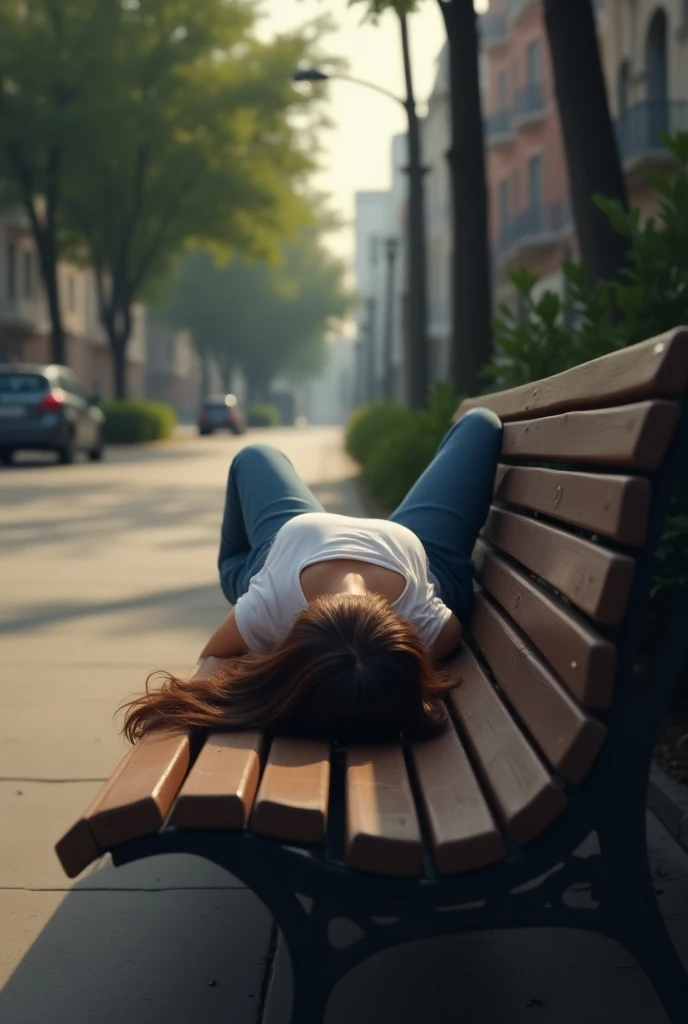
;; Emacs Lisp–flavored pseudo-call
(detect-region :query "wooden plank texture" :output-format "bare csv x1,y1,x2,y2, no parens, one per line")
450,648,566,845
250,737,331,843
457,328,688,422
55,731,191,876
346,745,423,877
474,544,617,708
170,731,265,830
470,595,607,784
483,507,636,625
412,726,506,875
497,401,680,471
494,464,651,545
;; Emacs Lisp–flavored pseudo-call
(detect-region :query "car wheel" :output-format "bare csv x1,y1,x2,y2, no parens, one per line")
58,432,76,465
0,450,14,466
89,431,104,461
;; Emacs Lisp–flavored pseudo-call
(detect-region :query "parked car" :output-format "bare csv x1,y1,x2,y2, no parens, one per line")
0,364,105,465
196,394,246,436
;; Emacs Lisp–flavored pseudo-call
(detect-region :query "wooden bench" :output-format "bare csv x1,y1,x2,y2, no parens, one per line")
56,328,688,1022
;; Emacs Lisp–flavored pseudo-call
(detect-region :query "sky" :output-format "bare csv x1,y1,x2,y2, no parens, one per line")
256,1,454,268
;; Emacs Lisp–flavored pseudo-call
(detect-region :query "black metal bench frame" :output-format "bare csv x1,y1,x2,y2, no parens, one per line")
109,401,688,1023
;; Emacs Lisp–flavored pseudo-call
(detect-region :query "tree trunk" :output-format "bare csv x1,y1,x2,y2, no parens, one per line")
30,219,66,365
399,13,430,409
544,0,630,286
112,336,127,400
440,0,493,398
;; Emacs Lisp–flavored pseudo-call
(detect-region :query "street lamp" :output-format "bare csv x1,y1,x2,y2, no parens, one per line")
293,34,430,410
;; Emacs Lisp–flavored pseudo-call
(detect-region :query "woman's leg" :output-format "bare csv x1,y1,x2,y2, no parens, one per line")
389,408,502,619
218,443,325,603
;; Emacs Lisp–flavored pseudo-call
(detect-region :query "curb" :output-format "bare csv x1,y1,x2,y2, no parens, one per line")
648,762,688,854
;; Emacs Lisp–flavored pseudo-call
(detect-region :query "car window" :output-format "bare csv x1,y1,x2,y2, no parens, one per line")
0,373,48,394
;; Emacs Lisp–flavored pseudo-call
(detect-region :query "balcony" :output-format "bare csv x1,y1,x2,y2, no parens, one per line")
497,200,573,265
484,107,513,146
615,99,688,176
512,82,545,125
480,13,508,49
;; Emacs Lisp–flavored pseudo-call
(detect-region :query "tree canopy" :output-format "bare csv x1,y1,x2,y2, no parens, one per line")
0,0,331,395
157,225,353,400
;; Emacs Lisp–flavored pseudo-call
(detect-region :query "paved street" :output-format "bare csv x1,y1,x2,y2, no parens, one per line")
1,427,687,1024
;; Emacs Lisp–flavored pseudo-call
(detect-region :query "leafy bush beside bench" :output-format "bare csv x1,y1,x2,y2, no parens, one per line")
247,403,281,427
345,384,459,511
101,400,177,443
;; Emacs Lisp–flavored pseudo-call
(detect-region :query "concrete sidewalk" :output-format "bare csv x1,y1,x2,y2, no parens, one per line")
1,427,687,1023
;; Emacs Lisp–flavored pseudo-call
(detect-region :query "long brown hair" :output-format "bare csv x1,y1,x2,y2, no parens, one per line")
121,593,454,744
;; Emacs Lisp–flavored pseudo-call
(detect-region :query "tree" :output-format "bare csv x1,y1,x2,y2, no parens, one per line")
0,1,117,364
354,0,491,398
543,0,630,287
158,224,353,401
62,0,325,397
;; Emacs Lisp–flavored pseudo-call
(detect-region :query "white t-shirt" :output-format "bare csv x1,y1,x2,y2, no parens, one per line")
234,512,452,653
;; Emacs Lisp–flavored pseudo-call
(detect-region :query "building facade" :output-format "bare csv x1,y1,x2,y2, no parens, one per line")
482,0,574,304
145,321,202,421
598,0,688,218
0,209,146,396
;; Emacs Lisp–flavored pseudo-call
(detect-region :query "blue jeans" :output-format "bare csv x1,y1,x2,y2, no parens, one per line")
218,408,502,620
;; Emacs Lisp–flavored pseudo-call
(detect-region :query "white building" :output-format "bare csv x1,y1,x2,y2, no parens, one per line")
354,134,408,404
0,208,146,395
304,334,357,425
423,43,452,383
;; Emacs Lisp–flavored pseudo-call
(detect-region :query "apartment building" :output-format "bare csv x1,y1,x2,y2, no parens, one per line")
598,0,688,217
482,0,574,303
0,209,146,396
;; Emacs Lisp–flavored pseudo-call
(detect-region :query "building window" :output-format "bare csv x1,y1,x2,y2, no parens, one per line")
7,241,16,299
528,153,543,208
618,59,630,116
369,236,378,266
23,251,33,299
526,39,542,86
67,274,77,313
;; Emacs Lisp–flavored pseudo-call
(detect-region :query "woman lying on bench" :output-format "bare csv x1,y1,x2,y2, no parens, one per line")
122,408,502,744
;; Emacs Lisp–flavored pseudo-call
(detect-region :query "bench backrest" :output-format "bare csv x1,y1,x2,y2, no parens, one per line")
455,327,688,797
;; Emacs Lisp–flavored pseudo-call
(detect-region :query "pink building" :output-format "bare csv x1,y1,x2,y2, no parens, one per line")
482,0,574,301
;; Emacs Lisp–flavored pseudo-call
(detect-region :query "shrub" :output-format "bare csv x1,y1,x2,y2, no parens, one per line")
344,401,408,464
247,403,281,427
100,399,177,443
348,384,460,511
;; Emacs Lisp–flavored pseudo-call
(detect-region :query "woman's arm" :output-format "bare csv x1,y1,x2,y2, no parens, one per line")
199,607,249,659
431,612,463,661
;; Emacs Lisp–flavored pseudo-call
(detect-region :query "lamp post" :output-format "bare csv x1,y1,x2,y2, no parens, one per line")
382,236,399,401
293,20,429,410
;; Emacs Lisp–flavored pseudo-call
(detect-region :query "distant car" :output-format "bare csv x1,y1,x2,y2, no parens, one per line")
0,364,105,466
197,394,246,436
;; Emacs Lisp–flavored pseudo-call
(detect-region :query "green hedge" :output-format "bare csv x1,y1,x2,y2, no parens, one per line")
101,399,177,443
247,403,281,427
346,385,460,511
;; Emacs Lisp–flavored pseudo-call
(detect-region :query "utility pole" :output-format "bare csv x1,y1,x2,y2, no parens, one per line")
399,13,429,410
382,236,399,401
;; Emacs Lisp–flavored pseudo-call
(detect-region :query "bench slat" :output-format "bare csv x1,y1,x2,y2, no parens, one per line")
412,726,507,875
346,745,423,877
55,731,191,876
458,328,688,422
474,544,617,708
450,648,566,844
169,731,265,830
250,738,331,843
471,595,607,784
483,507,636,625
498,401,680,471
494,464,651,545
